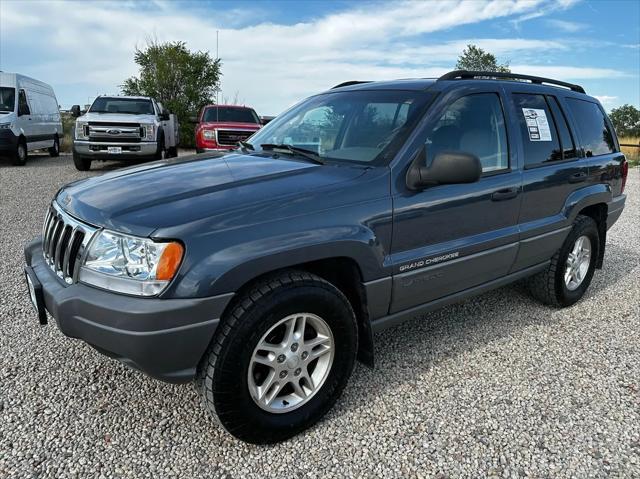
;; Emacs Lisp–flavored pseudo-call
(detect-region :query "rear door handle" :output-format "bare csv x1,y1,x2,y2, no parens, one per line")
569,172,587,183
491,187,518,201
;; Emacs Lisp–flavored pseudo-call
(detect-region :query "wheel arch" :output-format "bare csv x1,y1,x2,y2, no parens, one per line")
217,256,376,368
577,202,608,269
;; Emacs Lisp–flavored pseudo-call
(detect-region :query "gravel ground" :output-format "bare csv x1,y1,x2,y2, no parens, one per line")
1,154,639,478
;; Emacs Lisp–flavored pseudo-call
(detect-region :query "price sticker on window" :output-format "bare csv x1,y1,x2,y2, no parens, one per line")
522,108,552,141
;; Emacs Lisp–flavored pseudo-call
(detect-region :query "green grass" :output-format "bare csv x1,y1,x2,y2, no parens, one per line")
60,113,75,153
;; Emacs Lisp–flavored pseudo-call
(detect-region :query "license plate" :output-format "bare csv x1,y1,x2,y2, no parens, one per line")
107,146,122,154
24,266,47,325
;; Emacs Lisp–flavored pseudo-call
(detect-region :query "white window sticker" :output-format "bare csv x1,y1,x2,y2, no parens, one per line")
522,108,552,141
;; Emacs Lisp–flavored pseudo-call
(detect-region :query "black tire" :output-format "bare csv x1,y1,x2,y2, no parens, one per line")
197,270,358,444
166,146,178,158
12,138,27,166
196,147,204,154
154,134,165,161
49,135,60,157
72,151,91,171
526,215,600,307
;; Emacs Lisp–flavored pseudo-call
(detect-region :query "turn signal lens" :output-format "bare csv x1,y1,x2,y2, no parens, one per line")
156,242,184,281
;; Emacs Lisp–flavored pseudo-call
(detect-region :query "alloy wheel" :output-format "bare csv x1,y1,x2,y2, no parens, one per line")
564,235,591,291
248,313,334,413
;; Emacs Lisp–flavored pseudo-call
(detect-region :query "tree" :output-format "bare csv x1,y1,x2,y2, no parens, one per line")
455,44,510,73
121,40,221,147
609,104,640,137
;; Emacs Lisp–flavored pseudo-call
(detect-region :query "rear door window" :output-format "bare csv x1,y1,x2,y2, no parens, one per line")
565,98,616,157
513,93,563,167
425,93,508,173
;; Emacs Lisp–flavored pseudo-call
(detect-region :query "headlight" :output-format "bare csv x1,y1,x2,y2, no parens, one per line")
79,230,184,296
142,123,155,141
75,122,89,140
202,129,216,140
0,122,11,130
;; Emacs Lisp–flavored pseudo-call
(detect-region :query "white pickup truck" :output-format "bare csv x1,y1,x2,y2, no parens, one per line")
70,95,179,170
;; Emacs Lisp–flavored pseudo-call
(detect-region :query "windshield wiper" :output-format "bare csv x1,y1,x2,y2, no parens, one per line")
238,140,254,151
260,143,325,165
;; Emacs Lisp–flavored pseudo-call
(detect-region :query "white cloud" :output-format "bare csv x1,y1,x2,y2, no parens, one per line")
0,0,623,114
593,95,618,106
509,64,629,79
546,19,587,32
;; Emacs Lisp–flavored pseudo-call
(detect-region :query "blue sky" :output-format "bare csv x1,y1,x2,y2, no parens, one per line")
1,0,638,115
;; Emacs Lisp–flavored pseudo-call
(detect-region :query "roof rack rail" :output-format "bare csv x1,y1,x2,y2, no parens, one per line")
331,80,372,89
437,70,586,94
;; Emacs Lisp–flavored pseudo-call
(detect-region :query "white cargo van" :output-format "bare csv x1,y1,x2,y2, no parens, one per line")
0,72,63,165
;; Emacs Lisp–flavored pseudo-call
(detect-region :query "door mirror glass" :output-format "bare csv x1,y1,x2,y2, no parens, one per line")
18,90,30,116
70,105,81,117
407,147,482,190
160,109,170,121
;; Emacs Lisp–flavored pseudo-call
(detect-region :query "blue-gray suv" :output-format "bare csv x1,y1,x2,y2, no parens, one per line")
24,71,628,443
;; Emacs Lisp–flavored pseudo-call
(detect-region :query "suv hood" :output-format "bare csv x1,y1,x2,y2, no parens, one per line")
199,121,261,130
79,112,156,123
57,152,365,237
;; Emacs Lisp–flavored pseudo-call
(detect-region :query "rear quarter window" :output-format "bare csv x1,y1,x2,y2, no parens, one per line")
565,98,617,157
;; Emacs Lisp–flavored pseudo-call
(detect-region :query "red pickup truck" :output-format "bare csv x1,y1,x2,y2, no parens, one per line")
194,105,262,152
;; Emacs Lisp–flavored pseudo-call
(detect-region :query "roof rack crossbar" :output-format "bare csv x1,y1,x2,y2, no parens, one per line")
437,70,586,94
331,80,372,89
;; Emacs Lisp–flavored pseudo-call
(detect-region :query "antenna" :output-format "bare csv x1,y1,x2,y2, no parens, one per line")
216,30,219,123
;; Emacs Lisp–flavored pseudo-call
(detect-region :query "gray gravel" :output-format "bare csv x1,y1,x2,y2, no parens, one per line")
1,153,639,478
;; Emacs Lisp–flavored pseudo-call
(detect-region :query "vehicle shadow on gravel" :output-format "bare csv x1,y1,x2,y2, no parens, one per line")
338,242,639,415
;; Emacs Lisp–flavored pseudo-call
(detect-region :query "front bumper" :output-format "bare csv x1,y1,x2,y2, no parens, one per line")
73,140,158,160
24,239,234,383
0,128,18,153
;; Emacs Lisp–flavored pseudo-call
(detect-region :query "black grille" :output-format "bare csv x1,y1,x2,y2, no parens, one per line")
42,204,96,284
217,129,255,146
88,136,141,143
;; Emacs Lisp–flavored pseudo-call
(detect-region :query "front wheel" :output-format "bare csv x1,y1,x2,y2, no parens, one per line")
49,135,60,157
166,146,178,158
526,215,600,307
72,151,91,171
197,271,358,444
12,139,27,166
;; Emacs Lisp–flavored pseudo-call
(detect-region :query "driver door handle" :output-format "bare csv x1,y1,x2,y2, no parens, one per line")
491,187,518,201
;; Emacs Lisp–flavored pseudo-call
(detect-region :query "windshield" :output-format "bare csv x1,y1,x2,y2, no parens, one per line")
203,106,259,124
0,87,15,112
89,97,154,115
247,90,431,165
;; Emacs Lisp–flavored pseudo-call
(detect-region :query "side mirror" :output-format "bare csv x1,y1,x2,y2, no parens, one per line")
71,105,81,117
159,109,170,121
406,147,482,190
189,116,199,124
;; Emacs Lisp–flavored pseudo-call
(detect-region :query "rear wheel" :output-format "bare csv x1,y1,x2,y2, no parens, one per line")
197,271,358,444
49,135,60,157
12,138,27,166
526,215,599,307
72,151,91,171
